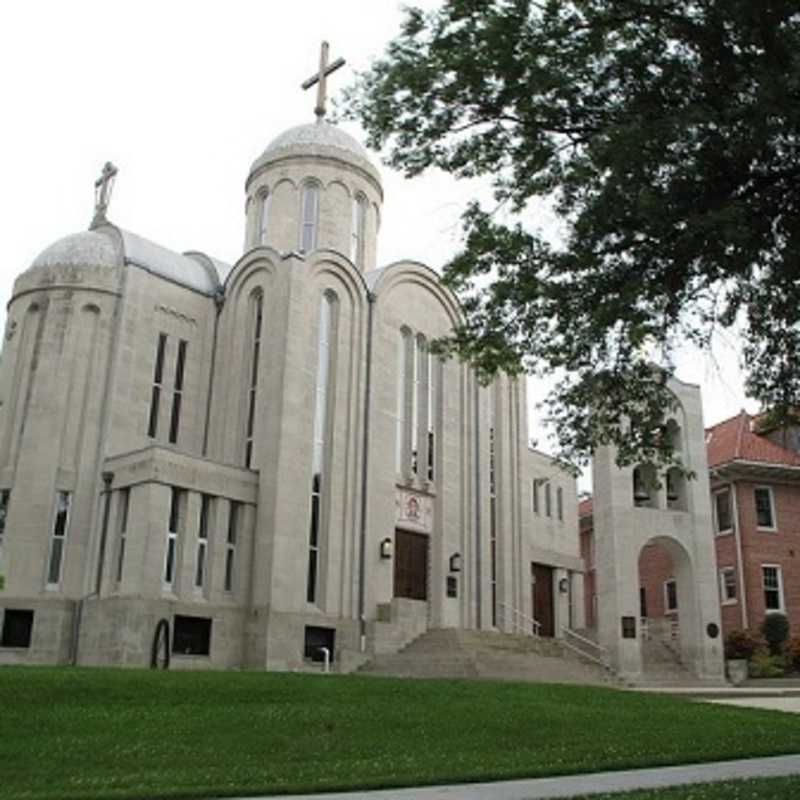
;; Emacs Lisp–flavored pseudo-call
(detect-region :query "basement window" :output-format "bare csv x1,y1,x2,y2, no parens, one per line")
172,615,212,656
1,609,34,648
304,625,335,663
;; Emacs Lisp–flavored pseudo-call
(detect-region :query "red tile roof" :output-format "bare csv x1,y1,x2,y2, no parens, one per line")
705,410,800,469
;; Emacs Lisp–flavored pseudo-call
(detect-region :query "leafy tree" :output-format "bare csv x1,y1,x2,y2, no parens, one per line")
343,0,800,471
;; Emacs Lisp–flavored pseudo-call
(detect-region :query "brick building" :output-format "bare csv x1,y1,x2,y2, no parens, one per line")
707,411,800,637
580,409,800,643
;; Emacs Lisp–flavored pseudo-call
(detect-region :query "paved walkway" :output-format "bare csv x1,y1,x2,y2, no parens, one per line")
707,696,800,713
236,755,800,800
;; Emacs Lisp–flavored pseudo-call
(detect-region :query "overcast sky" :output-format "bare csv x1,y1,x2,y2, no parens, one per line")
1,1,757,477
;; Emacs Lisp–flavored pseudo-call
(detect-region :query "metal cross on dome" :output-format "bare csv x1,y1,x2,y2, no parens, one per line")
91,161,118,228
302,41,346,121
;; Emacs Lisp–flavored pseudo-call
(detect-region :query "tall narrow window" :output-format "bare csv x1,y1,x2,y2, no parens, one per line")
164,487,182,588
664,579,678,612
763,565,784,611
714,489,733,533
169,339,187,444
0,489,9,553
395,330,410,474
719,567,737,604
245,292,263,468
557,487,564,522
489,390,498,627
301,182,319,252
307,293,334,604
195,494,211,588
148,333,167,438
115,488,130,583
545,483,552,517
350,194,366,266
46,491,71,586
225,501,240,592
427,354,436,481
532,480,540,515
258,192,270,245
755,487,776,529
411,337,424,475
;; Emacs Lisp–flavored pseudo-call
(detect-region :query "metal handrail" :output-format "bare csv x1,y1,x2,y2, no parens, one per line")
498,602,541,637
561,626,611,668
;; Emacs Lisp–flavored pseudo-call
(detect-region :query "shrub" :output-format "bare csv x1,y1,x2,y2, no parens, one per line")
725,628,765,660
761,613,790,656
784,637,800,672
749,652,788,679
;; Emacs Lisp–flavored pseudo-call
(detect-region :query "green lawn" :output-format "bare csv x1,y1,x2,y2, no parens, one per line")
574,776,800,799
1,668,799,800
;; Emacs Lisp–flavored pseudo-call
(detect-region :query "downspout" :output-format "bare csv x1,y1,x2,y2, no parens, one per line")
94,471,115,595
474,376,483,627
357,291,375,651
730,481,748,628
712,473,748,629
73,470,114,665
202,288,224,457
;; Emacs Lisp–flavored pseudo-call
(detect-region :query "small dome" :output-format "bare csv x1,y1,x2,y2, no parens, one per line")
249,121,380,185
27,228,231,296
31,230,121,271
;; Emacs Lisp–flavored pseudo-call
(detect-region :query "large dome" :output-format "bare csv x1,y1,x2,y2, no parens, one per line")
249,121,380,185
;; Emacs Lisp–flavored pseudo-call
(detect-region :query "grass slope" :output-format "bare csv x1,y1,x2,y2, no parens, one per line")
1,667,799,800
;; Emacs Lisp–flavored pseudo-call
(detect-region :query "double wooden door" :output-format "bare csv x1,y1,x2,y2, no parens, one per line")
394,530,429,600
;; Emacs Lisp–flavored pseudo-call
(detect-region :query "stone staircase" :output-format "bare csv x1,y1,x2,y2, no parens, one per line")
634,636,725,688
358,628,619,685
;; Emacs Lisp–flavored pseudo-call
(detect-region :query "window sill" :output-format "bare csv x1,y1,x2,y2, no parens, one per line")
720,599,738,606
757,527,778,533
0,645,31,651
715,529,734,537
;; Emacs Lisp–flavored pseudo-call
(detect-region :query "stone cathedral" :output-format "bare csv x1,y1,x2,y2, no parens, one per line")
0,49,588,671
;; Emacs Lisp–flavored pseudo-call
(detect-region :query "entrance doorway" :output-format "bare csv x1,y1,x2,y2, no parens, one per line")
531,562,555,637
394,530,428,600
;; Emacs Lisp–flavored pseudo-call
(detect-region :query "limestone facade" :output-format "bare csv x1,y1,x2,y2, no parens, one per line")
0,120,583,670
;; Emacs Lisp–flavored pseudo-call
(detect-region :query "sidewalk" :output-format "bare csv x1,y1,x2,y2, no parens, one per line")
235,754,800,800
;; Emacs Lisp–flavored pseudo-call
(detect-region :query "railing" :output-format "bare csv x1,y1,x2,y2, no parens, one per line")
561,627,611,669
497,603,541,637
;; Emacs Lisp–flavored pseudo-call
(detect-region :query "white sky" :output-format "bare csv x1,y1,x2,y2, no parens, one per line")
0,1,758,484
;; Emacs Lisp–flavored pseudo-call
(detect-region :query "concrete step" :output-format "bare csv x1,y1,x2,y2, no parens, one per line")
358,628,619,686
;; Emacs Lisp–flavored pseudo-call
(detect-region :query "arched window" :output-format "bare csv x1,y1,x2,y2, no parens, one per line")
244,290,263,468
300,182,320,253
258,192,270,245
633,463,658,508
350,194,367,267
307,291,336,604
663,418,682,454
